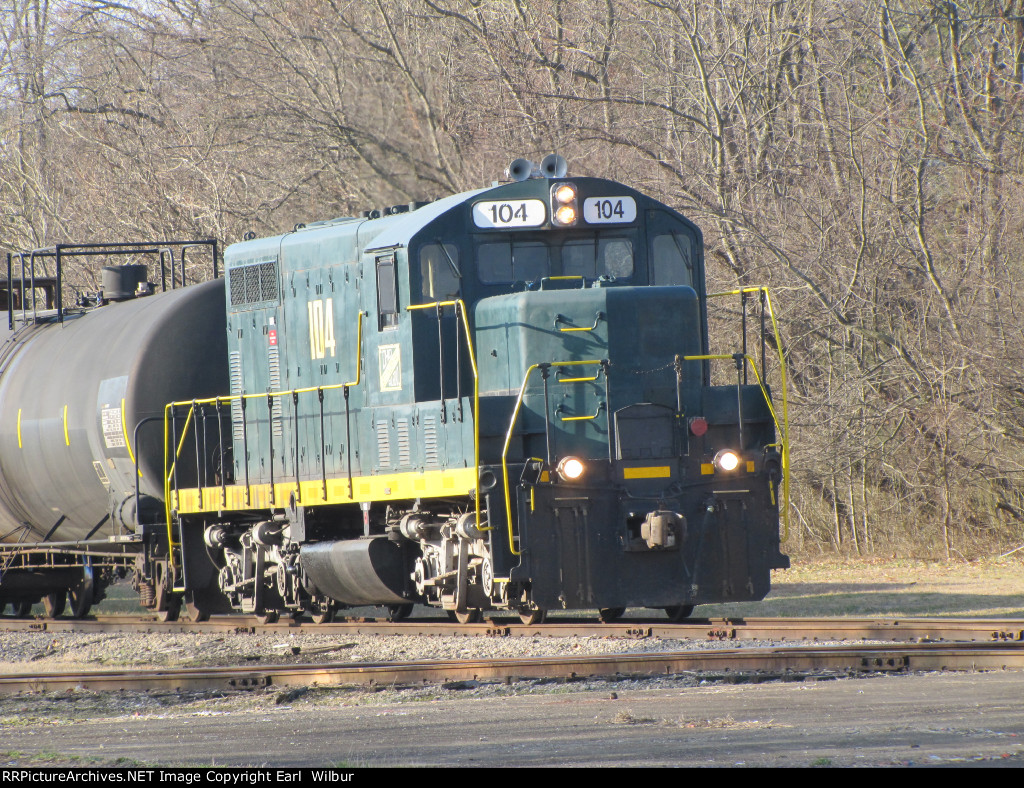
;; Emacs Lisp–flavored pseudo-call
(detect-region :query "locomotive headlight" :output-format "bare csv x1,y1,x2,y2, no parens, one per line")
554,184,576,204
550,182,578,226
556,456,586,481
713,449,741,473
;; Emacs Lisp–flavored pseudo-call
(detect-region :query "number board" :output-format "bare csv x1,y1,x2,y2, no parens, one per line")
472,199,546,229
583,196,637,224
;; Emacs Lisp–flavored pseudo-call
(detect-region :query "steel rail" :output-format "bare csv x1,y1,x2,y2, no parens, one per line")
2,642,1023,695
0,615,1022,643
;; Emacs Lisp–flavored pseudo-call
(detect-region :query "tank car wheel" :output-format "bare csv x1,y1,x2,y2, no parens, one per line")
385,603,413,622
448,609,481,624
152,571,180,622
68,585,93,619
664,605,694,622
43,592,67,619
517,608,546,626
598,607,626,623
310,609,334,625
13,600,33,618
255,611,280,625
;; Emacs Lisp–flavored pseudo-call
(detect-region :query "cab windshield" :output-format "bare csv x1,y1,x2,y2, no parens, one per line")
477,234,635,285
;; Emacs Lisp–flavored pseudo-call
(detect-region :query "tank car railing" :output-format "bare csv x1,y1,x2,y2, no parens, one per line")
405,299,481,530
162,311,365,567
500,359,607,557
4,240,219,329
701,286,790,541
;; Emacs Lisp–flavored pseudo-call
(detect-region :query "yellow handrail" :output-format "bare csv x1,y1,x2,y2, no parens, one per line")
407,299,481,528
501,359,604,556
698,285,789,541
558,402,605,422
164,311,365,565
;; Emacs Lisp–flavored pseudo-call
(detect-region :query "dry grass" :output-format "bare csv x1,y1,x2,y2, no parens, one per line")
698,556,1024,618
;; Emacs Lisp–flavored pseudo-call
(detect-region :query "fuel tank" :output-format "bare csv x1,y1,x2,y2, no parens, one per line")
0,278,228,543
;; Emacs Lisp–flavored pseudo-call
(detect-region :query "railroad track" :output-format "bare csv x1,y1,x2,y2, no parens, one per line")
2,641,1024,695
1,614,1022,642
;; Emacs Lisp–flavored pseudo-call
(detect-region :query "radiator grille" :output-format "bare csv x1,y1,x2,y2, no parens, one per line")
228,260,280,308
396,418,411,467
423,416,439,467
375,421,391,467
229,351,244,442
268,345,283,438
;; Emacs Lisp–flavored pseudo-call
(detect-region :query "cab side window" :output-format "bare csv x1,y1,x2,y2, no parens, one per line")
376,255,399,330
651,232,693,287
419,243,460,300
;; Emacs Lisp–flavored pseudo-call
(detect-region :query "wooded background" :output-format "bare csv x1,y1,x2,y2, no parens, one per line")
4,0,1024,557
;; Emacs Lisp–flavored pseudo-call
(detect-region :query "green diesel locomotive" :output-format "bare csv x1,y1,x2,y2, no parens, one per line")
167,157,790,623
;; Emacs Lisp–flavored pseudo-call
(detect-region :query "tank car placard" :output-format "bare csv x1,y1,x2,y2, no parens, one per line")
97,376,129,450
101,407,126,448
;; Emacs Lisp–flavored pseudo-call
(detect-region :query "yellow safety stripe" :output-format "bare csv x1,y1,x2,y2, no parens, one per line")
121,398,141,477
172,467,478,514
623,466,672,479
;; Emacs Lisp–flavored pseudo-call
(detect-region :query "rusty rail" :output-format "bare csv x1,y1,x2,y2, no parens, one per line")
2,642,1023,695
1,614,1022,643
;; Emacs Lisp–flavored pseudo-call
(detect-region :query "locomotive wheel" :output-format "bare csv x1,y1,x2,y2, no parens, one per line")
517,608,546,626
598,607,626,623
664,605,695,622
185,599,210,622
385,603,413,622
310,609,334,625
255,610,280,625
156,598,181,622
43,592,67,619
184,587,221,623
449,609,481,625
68,584,93,619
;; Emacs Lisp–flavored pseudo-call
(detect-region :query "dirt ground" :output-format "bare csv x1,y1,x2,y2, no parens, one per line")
700,555,1024,619
3,672,1024,768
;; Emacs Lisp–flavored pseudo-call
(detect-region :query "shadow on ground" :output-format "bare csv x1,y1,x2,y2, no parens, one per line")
700,588,1024,619
31,574,1024,622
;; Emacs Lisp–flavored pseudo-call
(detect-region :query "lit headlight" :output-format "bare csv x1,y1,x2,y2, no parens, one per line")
550,182,578,226
555,205,576,224
556,456,586,481
713,449,741,472
554,184,576,203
